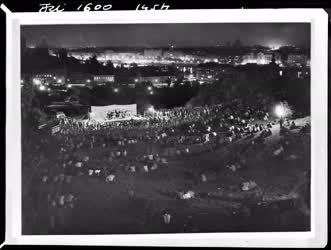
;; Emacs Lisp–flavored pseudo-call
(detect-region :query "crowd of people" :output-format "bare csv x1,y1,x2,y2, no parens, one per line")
22,96,311,233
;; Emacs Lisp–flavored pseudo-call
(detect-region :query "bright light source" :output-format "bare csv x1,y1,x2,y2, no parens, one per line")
57,79,62,83
269,44,281,50
86,79,91,83
134,79,138,83
53,76,56,80
33,78,41,85
149,91,154,95
39,85,46,91
67,84,72,88
147,106,155,113
113,88,119,93
275,105,285,118
147,86,152,91
274,102,292,118
20,79,24,84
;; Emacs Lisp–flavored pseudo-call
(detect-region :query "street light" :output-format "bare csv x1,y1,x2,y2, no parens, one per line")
33,78,41,85
274,102,292,129
39,85,46,91
113,88,119,93
275,105,285,119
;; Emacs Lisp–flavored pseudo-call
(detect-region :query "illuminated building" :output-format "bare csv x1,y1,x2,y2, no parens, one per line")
93,75,115,85
287,54,308,67
163,50,184,58
136,75,174,87
241,52,281,65
67,51,95,60
143,49,162,58
32,70,66,86
257,52,279,64
67,72,93,86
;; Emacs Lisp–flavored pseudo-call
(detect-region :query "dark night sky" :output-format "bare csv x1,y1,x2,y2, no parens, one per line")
22,23,310,48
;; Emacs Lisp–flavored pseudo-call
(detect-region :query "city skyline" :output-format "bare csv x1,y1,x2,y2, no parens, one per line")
22,23,310,49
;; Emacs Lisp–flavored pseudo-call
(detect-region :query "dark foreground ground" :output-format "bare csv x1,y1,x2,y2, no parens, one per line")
22,117,310,234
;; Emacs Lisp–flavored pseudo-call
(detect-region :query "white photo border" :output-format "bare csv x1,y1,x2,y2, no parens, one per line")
3,7,328,247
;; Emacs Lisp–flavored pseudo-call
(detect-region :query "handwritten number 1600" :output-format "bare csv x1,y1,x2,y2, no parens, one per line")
77,3,113,11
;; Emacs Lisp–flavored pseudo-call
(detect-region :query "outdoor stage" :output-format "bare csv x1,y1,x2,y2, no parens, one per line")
83,115,147,124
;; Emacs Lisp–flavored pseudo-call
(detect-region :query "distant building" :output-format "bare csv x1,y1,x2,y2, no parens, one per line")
67,51,95,60
287,54,308,67
96,51,142,64
242,52,257,64
32,69,66,86
217,55,242,65
136,75,173,87
127,83,136,88
163,50,184,59
257,52,281,64
67,72,93,86
194,64,233,83
195,67,221,83
32,73,54,84
93,75,115,85
152,82,169,88
242,52,281,65
258,52,273,64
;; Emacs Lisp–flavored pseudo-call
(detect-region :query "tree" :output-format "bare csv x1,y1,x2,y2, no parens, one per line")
105,60,115,73
166,77,172,87
21,81,48,141
86,54,101,73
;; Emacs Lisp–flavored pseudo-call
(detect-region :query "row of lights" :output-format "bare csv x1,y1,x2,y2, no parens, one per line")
81,85,154,95
112,87,154,94
30,78,156,94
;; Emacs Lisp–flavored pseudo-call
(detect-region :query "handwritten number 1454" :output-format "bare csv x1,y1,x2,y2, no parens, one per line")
136,4,169,10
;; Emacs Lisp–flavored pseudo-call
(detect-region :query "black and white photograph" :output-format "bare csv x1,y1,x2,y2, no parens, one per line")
2,7,328,247
20,22,313,235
